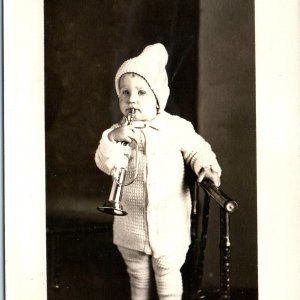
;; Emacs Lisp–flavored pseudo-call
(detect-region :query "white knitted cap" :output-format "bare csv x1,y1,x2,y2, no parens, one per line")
115,43,170,113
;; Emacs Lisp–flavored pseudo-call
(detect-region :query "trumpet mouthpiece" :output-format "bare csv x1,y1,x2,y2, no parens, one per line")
129,107,136,114
127,108,136,124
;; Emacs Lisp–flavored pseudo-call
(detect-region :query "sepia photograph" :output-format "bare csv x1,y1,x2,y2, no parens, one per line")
3,0,300,300
44,1,256,299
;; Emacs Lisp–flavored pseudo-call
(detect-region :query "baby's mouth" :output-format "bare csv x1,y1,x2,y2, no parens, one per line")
127,107,139,112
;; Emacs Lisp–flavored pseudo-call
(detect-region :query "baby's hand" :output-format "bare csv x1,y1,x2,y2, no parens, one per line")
108,125,136,143
197,167,221,187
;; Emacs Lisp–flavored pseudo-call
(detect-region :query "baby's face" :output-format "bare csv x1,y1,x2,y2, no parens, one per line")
119,73,158,121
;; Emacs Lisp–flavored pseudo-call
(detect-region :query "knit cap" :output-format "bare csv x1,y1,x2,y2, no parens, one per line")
115,43,170,113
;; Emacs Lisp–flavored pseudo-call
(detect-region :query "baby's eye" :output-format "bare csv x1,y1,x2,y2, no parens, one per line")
138,90,146,96
121,90,130,96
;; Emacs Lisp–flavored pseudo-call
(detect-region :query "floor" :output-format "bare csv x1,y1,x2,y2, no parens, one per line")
46,226,257,300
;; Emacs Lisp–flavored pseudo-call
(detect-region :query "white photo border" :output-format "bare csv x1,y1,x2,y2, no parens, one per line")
3,0,300,299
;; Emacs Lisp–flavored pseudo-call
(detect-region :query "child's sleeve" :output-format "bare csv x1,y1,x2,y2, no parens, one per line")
95,126,129,176
180,119,222,177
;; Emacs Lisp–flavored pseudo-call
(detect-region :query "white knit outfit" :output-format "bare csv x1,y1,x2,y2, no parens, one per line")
96,111,221,255
117,245,187,300
95,112,221,299
95,43,221,299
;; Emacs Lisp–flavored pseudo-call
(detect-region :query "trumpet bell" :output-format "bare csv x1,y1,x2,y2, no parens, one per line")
97,109,136,217
97,201,128,216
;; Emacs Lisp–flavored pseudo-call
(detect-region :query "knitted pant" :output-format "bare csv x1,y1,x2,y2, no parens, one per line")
118,246,187,300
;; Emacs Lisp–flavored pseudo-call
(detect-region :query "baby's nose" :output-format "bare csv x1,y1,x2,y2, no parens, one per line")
128,94,137,104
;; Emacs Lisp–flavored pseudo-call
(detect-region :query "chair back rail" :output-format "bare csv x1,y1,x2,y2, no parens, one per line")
191,179,238,300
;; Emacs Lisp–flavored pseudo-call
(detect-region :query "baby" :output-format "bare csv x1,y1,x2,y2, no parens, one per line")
95,43,221,300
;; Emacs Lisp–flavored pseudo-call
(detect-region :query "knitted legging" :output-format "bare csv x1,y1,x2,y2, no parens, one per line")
118,246,187,300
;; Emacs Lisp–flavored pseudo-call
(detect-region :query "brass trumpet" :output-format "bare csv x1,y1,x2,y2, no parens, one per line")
97,108,138,216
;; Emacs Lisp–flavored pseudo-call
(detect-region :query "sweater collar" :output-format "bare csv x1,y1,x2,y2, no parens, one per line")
120,111,168,130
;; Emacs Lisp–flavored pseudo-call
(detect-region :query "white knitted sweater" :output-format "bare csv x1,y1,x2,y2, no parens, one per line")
95,112,221,257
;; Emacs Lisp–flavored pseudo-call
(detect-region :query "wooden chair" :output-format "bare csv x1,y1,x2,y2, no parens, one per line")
189,179,238,300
